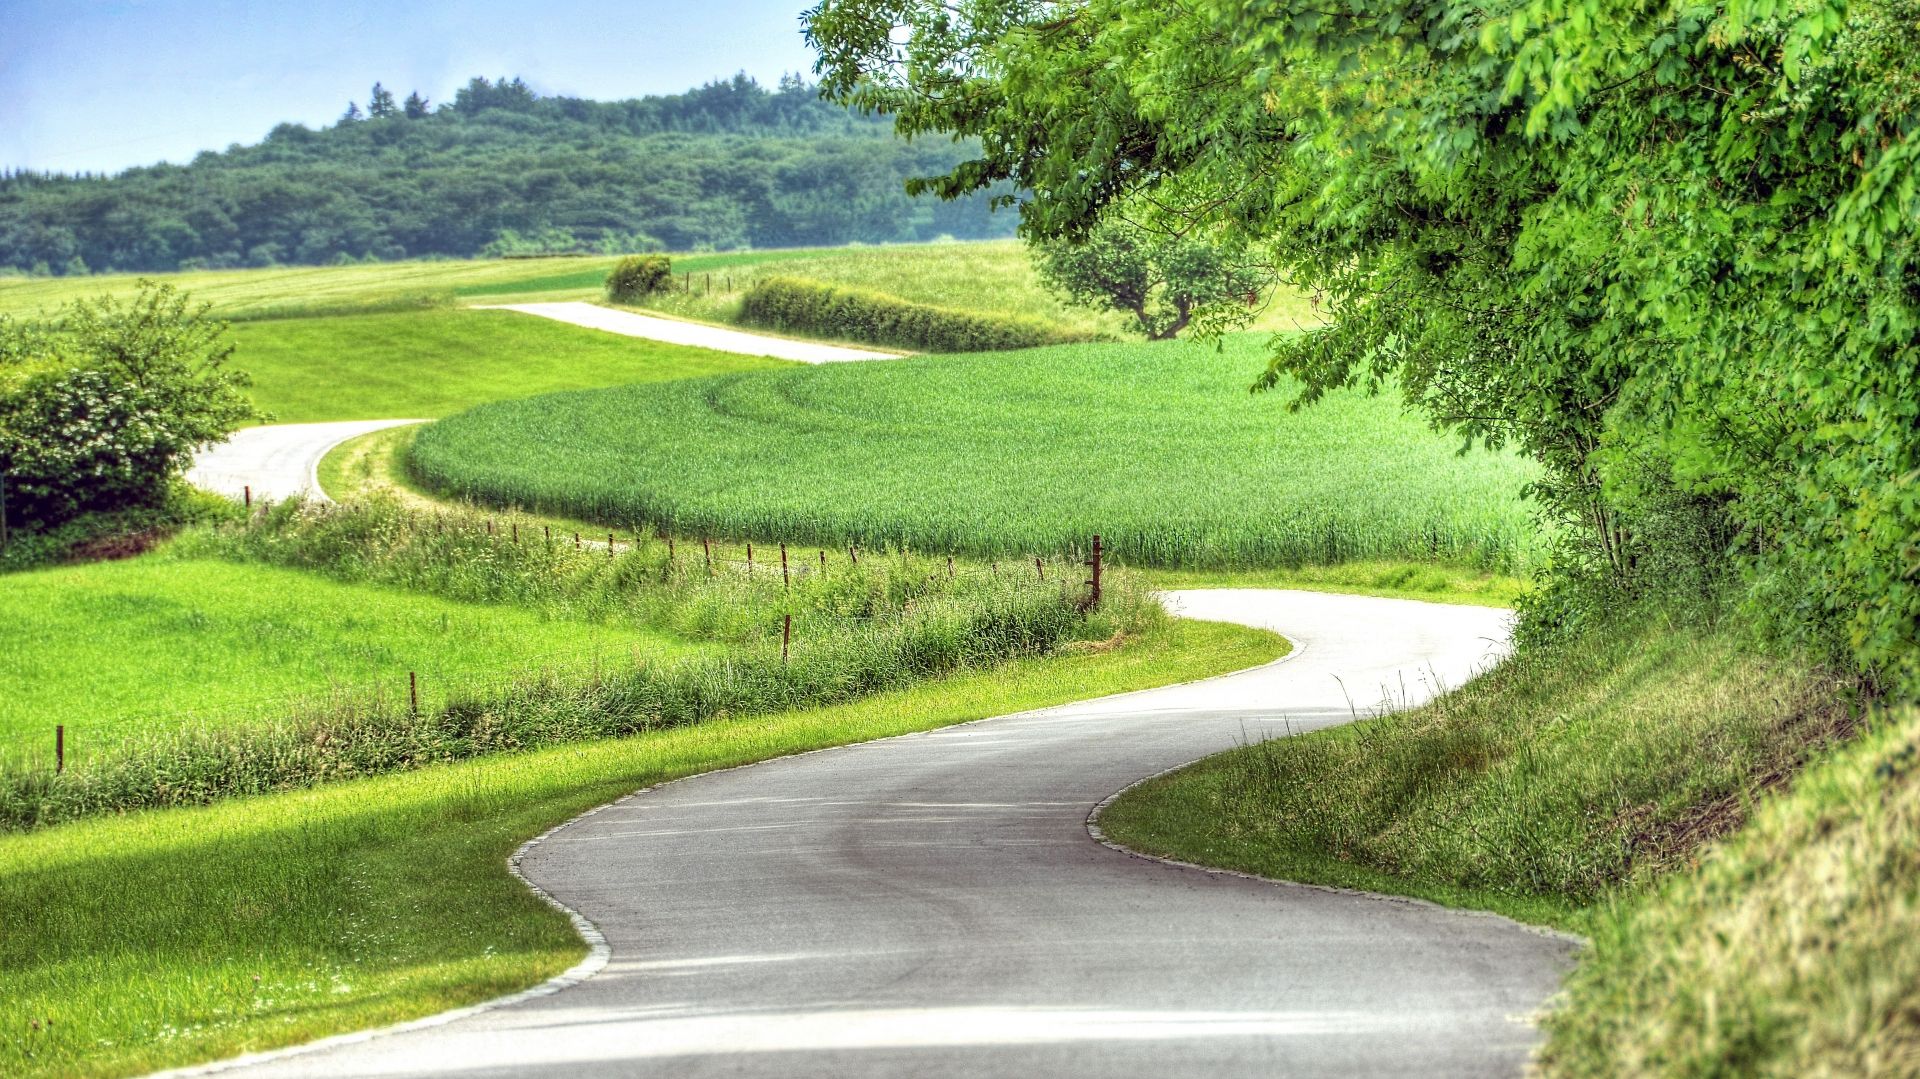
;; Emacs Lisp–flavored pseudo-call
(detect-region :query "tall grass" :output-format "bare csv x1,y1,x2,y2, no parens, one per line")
409,334,1545,572
0,498,1148,829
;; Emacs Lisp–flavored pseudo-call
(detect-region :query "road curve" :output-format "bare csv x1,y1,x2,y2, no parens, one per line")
186,419,428,504
471,301,901,363
201,588,1575,1079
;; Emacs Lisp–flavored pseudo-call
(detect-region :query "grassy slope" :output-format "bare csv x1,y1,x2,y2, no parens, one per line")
1540,704,1920,1077
0,559,697,761
1099,613,1863,931
407,334,1543,571
229,309,786,422
0,617,1285,1079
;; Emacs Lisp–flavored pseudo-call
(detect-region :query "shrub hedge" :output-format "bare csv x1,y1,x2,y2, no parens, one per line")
739,275,1090,353
605,254,672,302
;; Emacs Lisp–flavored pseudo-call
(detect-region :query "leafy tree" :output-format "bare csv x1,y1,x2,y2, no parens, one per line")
0,284,257,531
367,82,397,119
402,91,430,119
1034,216,1265,340
805,0,1920,685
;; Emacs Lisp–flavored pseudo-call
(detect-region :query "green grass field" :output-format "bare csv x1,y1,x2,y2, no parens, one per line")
0,243,1044,323
408,333,1543,571
229,309,785,422
0,254,641,321
0,617,1285,1079
0,558,700,764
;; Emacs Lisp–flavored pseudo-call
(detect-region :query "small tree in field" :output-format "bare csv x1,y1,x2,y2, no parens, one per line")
0,284,257,532
403,92,431,119
606,254,673,302
1035,219,1267,340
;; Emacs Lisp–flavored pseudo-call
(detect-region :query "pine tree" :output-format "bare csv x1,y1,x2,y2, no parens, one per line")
340,101,363,123
403,91,430,119
368,83,397,119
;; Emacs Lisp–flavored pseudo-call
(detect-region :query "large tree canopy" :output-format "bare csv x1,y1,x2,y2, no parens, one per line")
806,0,1920,685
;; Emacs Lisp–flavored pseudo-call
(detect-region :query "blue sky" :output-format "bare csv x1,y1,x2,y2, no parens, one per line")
0,0,822,175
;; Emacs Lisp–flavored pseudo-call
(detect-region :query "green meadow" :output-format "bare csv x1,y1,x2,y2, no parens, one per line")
409,333,1543,571
0,558,698,763
228,309,783,422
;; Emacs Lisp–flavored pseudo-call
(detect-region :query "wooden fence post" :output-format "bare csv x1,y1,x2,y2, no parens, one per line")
947,556,955,579
55,724,64,774
849,544,859,565
243,485,251,510
409,672,419,716
1035,556,1045,580
747,542,754,576
512,521,519,544
781,543,790,590
608,533,615,559
782,613,792,663
704,536,713,575
1087,534,1103,608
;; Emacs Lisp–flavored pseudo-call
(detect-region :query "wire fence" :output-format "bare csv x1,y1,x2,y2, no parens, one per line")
6,503,1108,775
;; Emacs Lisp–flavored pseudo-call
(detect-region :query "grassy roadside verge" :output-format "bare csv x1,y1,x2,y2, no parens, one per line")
1097,610,1907,1075
1539,704,1920,1076
1098,612,1865,934
0,616,1283,1079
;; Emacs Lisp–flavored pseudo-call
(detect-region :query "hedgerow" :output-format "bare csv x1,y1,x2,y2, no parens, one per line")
739,275,1089,352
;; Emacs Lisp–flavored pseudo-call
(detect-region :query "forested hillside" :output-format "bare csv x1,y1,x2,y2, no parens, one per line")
0,74,1015,274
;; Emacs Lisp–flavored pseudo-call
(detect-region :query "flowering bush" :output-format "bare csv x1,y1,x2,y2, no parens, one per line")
0,284,256,532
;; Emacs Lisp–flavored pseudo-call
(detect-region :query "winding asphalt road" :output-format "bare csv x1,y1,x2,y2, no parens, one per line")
472,301,901,362
190,588,1575,1079
185,419,428,504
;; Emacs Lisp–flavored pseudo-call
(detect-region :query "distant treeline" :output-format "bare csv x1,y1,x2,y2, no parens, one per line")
0,75,1018,275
